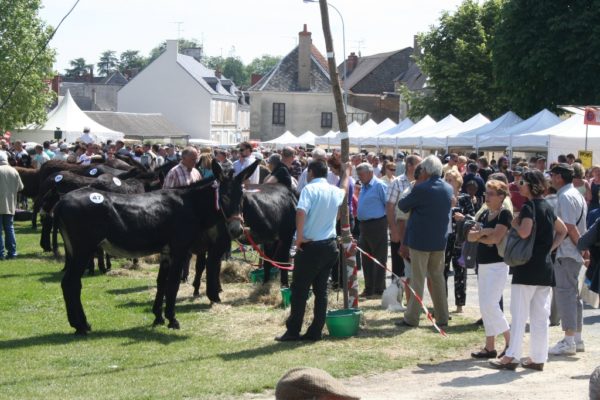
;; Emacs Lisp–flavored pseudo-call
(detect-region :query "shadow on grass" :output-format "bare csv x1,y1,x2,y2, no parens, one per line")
219,340,312,361
439,368,527,387
584,314,600,325
106,286,151,295
0,325,190,351
116,299,212,314
414,358,482,375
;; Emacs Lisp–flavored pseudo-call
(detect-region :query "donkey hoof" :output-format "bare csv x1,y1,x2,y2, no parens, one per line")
167,319,180,330
74,328,88,336
85,323,92,332
152,316,165,326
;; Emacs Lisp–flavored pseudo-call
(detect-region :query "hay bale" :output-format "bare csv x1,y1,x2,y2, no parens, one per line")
248,281,281,306
221,260,253,284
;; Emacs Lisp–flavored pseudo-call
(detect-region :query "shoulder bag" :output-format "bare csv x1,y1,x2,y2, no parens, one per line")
503,201,536,267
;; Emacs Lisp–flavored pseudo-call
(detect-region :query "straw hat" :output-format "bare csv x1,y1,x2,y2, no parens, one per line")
275,367,360,400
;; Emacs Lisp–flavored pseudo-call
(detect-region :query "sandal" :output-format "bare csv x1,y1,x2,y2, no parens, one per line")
489,358,518,371
471,347,497,359
521,358,544,371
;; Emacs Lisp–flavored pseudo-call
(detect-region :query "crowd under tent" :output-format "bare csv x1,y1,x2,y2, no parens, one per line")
15,90,124,144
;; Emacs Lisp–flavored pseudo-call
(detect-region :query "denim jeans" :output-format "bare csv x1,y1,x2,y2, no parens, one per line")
0,214,17,258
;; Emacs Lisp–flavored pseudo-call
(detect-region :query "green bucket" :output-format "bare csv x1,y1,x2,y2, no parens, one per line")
326,308,362,338
280,287,292,308
249,269,264,284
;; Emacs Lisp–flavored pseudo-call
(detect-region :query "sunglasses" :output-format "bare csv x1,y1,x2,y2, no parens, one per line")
387,167,396,171
519,180,528,186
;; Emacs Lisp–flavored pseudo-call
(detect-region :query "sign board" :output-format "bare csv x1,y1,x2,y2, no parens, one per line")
579,150,593,169
584,107,600,125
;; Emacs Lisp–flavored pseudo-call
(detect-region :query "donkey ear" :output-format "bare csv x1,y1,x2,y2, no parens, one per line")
235,159,260,184
211,159,225,182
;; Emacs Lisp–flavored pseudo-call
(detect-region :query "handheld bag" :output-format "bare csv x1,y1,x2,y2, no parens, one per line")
503,201,536,267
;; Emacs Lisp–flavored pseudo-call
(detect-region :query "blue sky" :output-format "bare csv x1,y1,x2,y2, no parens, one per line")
40,0,464,72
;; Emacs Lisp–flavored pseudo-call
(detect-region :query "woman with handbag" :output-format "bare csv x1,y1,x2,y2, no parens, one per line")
468,180,512,359
490,170,567,371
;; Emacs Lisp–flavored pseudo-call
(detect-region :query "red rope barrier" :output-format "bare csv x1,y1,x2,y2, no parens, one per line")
240,230,295,271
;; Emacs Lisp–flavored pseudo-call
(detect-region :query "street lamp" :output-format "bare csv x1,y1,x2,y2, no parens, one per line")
303,0,347,113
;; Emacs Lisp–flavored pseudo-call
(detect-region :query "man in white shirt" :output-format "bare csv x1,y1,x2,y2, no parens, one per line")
79,127,96,144
296,148,339,193
232,141,260,185
78,143,95,166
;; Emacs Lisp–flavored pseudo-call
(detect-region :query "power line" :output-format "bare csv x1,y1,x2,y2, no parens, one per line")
0,0,81,112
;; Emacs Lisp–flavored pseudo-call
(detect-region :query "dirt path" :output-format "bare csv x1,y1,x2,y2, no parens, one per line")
245,270,600,400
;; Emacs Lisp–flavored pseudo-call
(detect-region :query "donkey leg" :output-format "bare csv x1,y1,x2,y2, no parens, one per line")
192,251,207,297
96,248,107,274
152,251,170,326
165,251,188,329
52,218,60,258
61,255,91,335
205,250,223,304
40,214,52,252
105,254,112,271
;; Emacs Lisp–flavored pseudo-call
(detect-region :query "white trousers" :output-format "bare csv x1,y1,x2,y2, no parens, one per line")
478,262,510,337
506,284,552,363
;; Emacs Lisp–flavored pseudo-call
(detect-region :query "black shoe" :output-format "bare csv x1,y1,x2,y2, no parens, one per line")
275,332,301,342
300,334,322,342
471,348,497,359
394,319,416,328
498,346,508,359
475,318,484,326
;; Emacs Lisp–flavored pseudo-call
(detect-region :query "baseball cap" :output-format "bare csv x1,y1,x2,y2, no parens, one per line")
511,166,524,175
550,163,574,176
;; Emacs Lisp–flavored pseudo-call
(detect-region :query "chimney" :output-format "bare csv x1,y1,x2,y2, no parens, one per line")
345,52,359,78
298,24,312,90
51,75,61,94
251,73,263,86
166,39,179,59
413,35,421,59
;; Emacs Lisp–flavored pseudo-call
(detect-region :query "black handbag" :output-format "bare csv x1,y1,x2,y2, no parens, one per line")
503,201,536,267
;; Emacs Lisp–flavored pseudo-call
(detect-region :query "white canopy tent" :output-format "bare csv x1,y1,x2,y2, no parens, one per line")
477,109,561,149
355,118,397,146
379,115,437,147
446,111,523,149
347,119,377,146
362,118,414,146
393,114,462,148
15,90,124,144
511,114,600,163
263,130,300,147
296,130,317,146
315,121,362,146
421,113,490,149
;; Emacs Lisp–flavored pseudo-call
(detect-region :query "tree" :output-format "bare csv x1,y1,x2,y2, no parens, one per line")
205,56,248,87
97,50,118,77
494,1,600,116
0,0,55,131
246,55,281,77
119,50,146,74
65,58,92,77
148,38,201,64
402,0,506,120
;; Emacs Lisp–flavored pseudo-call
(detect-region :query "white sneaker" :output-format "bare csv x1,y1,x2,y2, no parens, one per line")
548,339,576,356
576,340,585,352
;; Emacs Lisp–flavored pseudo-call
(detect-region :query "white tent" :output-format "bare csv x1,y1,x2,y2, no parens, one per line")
347,119,378,146
421,114,490,149
478,109,561,149
355,118,397,146
15,90,124,144
363,118,414,146
297,131,317,146
379,116,437,147
263,130,299,147
511,114,600,163
393,114,462,148
446,111,523,149
314,130,338,146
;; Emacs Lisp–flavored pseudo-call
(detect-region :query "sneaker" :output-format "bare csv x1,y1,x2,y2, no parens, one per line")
548,339,576,356
576,340,585,353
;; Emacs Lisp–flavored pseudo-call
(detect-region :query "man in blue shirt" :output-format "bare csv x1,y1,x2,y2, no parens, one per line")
356,162,388,298
397,155,452,327
276,160,351,342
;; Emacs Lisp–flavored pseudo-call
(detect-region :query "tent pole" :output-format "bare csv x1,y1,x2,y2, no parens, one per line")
586,124,589,151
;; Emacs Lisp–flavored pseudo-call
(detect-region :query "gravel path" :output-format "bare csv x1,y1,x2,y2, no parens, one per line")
247,267,600,400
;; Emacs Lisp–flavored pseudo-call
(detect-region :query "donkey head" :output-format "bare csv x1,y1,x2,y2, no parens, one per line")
211,158,260,239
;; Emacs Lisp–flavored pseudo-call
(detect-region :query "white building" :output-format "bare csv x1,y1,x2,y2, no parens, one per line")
118,40,248,144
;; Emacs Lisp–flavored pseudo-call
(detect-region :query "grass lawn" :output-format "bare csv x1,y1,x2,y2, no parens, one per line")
0,222,484,399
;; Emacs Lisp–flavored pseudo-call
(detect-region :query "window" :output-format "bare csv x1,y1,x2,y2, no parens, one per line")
321,112,333,128
272,103,285,125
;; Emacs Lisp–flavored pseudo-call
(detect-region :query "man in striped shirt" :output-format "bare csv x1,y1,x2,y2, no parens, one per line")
163,147,202,189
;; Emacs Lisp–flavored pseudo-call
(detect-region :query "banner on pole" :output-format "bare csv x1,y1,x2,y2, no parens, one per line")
584,107,600,125
579,150,593,169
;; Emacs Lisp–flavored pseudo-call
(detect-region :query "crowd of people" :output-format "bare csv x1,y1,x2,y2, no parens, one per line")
1,131,599,372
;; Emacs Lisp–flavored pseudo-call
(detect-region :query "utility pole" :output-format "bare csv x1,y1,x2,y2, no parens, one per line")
318,0,357,309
